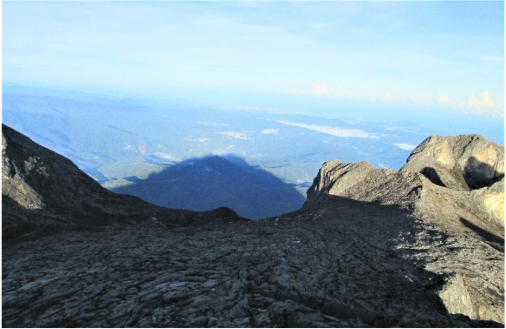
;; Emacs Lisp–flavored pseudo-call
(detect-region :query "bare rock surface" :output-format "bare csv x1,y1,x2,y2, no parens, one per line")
400,134,504,228
3,204,501,328
307,134,504,324
2,126,504,327
401,134,504,191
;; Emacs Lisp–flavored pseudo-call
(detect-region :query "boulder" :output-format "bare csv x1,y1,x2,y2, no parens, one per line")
401,134,504,191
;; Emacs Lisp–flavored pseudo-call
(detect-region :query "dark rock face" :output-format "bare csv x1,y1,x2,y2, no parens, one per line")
2,126,504,327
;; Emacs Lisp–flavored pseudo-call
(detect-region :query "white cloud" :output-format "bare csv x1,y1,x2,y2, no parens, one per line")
385,126,418,133
383,93,395,101
217,131,250,140
482,91,495,108
393,143,417,151
311,83,344,97
467,93,480,107
438,94,450,104
274,120,377,139
465,91,503,117
185,137,210,142
154,152,181,162
261,129,279,135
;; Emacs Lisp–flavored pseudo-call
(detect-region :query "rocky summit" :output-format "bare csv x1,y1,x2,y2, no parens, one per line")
308,134,504,324
2,125,504,327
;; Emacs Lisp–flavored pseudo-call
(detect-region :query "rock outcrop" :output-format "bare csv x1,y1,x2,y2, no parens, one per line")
307,160,423,208
401,134,504,190
2,124,137,234
306,134,504,323
400,134,504,227
2,126,504,327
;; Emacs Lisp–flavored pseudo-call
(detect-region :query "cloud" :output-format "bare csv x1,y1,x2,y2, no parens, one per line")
260,129,279,135
467,93,480,107
482,91,495,108
293,84,403,103
311,83,344,97
217,131,250,140
465,91,503,117
383,93,394,101
393,143,417,151
385,126,418,133
274,120,377,139
154,152,182,162
438,94,450,104
185,137,210,142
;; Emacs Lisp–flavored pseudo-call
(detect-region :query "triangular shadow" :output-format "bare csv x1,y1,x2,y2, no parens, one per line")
111,154,306,220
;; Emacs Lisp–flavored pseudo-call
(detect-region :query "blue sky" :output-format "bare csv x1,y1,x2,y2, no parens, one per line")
3,1,505,118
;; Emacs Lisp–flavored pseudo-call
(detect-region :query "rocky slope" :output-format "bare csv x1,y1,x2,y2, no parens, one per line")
2,124,244,241
307,134,504,323
2,125,504,327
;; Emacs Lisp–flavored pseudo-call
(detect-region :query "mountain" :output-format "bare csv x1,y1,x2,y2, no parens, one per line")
111,154,306,219
2,125,503,327
1,124,244,240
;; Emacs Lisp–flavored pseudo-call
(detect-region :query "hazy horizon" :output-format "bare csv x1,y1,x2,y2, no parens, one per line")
3,81,505,145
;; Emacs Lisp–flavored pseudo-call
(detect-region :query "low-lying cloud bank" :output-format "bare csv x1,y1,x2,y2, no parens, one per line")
217,131,250,140
261,129,279,135
393,143,417,151
274,120,378,139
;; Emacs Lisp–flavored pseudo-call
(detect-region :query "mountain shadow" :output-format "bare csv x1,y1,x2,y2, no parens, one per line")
111,155,306,220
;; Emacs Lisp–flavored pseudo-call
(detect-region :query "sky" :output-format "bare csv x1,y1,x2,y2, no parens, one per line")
2,1,505,118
